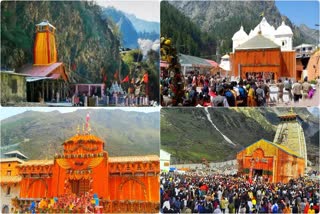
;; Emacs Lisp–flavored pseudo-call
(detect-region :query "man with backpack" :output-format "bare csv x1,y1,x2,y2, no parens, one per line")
284,78,293,102
256,84,266,106
302,78,312,101
225,84,236,107
212,86,229,107
237,82,247,106
276,79,285,103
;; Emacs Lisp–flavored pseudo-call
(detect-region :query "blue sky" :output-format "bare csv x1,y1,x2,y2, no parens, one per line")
0,107,159,121
275,0,319,29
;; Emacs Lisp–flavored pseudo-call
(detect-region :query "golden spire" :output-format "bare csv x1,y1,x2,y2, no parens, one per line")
77,125,80,135
88,122,91,133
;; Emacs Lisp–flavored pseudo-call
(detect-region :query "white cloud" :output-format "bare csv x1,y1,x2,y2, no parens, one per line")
138,39,160,56
96,0,160,22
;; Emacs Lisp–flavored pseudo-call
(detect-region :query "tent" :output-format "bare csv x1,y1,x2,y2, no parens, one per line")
179,54,218,75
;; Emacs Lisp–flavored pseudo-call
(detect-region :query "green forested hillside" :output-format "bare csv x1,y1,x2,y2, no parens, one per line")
1,110,160,159
160,1,217,58
1,1,120,83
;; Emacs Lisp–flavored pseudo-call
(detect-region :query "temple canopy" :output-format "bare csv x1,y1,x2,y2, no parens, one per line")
179,54,214,67
36,20,56,30
4,150,28,160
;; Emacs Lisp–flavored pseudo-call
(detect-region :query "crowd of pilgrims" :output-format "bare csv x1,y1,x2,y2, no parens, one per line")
26,192,99,213
161,73,318,107
160,172,319,213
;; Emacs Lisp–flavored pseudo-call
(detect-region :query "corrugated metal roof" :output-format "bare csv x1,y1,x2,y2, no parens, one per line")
17,63,67,81
0,71,30,76
236,34,280,50
179,54,213,67
238,139,303,158
272,142,301,157
0,176,22,183
109,155,159,163
26,77,53,82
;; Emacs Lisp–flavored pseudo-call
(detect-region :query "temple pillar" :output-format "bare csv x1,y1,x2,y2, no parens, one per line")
31,82,34,102
46,81,49,101
101,85,104,97
42,80,44,102
63,82,66,100
84,96,88,106
51,81,55,101
75,84,79,96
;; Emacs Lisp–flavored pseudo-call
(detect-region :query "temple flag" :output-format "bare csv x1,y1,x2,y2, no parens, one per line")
121,75,129,83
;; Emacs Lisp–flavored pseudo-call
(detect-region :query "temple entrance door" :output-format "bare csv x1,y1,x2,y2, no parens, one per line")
120,179,146,201
245,72,275,81
2,205,9,213
70,179,90,195
253,169,263,177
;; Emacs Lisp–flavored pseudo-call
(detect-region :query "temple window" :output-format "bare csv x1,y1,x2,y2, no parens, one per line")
7,170,11,176
6,186,11,195
11,79,17,94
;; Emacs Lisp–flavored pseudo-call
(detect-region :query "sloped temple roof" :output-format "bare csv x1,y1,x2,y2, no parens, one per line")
239,139,303,158
236,34,280,50
17,62,68,82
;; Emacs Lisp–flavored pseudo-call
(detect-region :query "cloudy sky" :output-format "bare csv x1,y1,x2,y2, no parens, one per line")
96,0,160,22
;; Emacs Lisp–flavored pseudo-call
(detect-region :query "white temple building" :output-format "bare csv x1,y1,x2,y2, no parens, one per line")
232,17,293,52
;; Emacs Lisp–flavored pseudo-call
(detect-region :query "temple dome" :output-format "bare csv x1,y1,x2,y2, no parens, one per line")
275,21,293,35
232,26,248,41
253,17,276,40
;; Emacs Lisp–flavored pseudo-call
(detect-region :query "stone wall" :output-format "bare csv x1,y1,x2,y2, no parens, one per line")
1,72,26,104
0,184,20,213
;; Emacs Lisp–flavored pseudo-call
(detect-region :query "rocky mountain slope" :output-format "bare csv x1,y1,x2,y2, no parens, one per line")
165,1,319,58
1,110,160,159
1,1,120,83
102,7,139,49
126,13,160,34
161,108,319,164
102,7,160,49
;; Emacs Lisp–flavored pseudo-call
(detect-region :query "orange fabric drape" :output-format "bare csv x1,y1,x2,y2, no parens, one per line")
34,32,49,65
